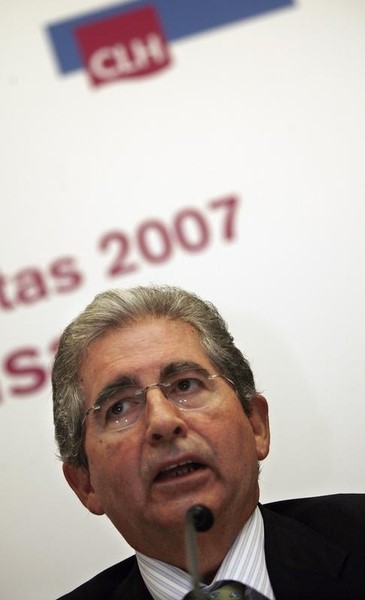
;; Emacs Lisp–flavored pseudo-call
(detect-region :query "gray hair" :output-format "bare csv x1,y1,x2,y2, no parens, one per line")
52,285,257,467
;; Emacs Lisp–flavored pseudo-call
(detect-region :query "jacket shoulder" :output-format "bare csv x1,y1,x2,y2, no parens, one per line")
56,555,136,600
263,493,365,552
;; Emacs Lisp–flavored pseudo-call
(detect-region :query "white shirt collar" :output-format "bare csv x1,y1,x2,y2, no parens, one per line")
136,507,275,600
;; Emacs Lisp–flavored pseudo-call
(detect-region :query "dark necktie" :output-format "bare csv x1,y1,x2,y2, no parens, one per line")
184,579,246,598
183,580,269,599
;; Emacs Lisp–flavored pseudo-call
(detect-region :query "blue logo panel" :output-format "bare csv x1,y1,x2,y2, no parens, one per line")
47,0,295,74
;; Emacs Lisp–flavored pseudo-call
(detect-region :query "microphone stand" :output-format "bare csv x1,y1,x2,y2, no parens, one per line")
184,505,214,600
183,505,247,599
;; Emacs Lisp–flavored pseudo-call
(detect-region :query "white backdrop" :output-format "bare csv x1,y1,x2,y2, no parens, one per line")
1,1,364,598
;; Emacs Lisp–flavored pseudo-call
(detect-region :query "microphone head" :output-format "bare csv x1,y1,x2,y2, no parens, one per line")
187,504,214,532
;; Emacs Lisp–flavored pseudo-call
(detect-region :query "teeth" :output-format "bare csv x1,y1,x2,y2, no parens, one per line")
162,461,191,472
171,464,195,477
158,461,199,480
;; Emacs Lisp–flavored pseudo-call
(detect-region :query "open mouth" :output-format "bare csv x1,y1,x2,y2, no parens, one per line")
155,461,205,482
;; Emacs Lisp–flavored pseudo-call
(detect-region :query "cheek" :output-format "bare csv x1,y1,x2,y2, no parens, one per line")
86,436,142,492
217,413,257,464
86,430,127,461
84,435,109,472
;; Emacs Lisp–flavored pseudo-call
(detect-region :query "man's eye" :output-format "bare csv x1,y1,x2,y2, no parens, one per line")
174,377,201,394
106,400,127,419
104,398,136,421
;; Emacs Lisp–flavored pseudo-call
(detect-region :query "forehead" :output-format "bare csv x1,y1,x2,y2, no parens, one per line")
79,318,214,401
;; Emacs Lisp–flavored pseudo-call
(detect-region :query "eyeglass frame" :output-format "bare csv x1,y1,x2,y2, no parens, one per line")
83,368,236,433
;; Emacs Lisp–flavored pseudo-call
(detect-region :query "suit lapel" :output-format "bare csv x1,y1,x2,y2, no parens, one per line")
260,504,364,600
111,557,153,600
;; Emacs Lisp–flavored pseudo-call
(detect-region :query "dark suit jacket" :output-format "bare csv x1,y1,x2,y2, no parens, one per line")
57,494,365,599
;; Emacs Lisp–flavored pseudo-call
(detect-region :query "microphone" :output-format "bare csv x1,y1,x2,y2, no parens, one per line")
183,505,247,600
184,505,213,600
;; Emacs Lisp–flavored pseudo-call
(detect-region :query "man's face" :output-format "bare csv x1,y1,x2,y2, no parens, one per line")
64,317,269,555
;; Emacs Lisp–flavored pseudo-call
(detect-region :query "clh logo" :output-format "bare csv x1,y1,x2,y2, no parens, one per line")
75,6,171,86
47,1,295,89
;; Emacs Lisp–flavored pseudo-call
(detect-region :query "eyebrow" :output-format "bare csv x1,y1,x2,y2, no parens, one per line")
94,375,135,409
93,361,210,409
160,361,209,379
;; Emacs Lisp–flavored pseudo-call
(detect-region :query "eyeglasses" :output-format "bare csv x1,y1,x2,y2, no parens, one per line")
84,368,235,433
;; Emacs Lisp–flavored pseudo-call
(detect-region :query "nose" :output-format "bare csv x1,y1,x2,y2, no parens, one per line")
144,386,188,445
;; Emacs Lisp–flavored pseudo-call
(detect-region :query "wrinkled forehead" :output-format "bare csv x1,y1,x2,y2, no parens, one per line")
81,316,206,361
78,317,215,401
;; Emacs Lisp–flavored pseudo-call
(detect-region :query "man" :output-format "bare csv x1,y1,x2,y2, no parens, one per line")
52,285,365,599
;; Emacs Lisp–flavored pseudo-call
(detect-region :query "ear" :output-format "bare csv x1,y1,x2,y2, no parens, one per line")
248,395,270,461
62,463,104,516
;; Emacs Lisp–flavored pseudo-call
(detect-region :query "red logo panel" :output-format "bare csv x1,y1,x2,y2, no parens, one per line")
75,5,171,86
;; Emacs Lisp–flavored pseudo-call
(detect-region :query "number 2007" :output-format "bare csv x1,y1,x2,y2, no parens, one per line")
98,195,239,277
